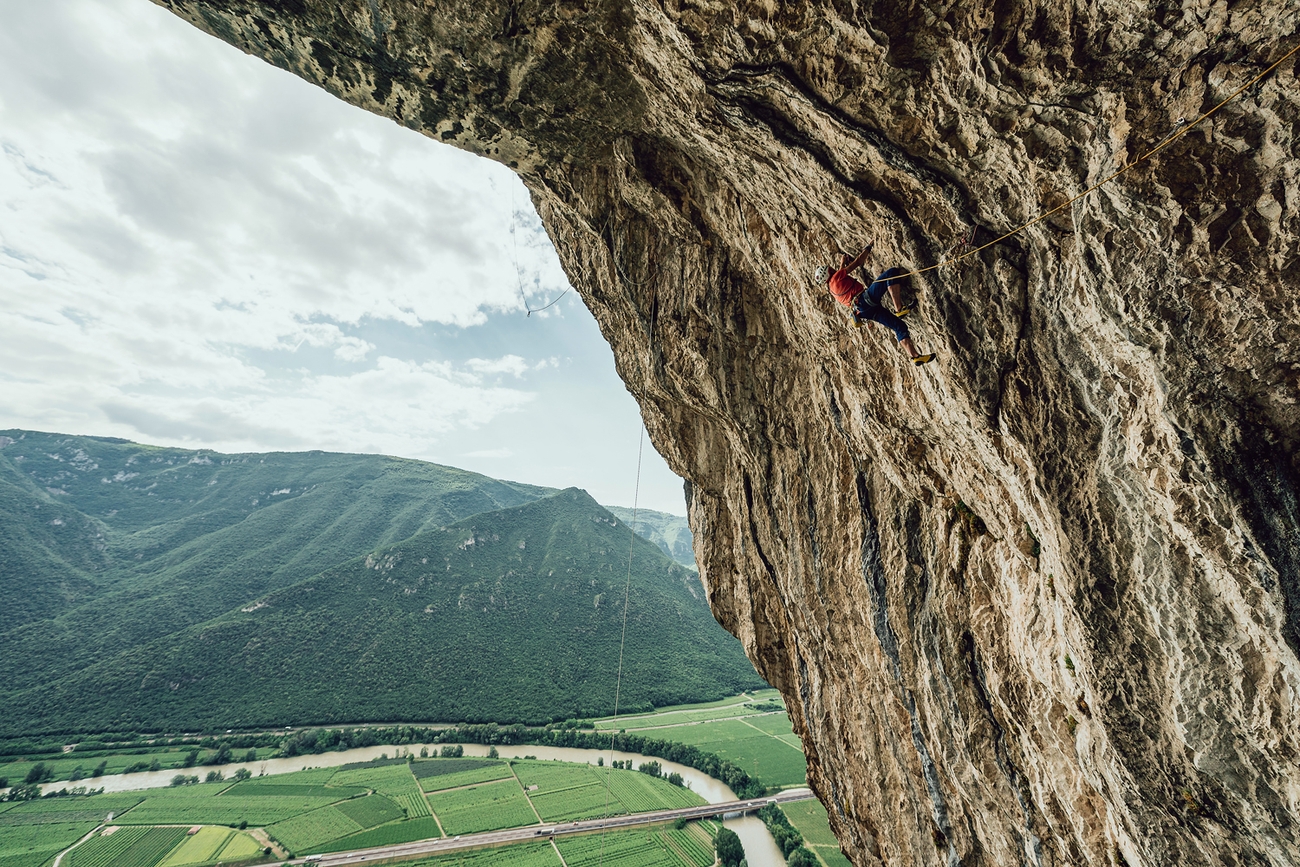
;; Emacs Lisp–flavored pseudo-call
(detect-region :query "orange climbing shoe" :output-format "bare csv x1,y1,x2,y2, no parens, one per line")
911,353,935,366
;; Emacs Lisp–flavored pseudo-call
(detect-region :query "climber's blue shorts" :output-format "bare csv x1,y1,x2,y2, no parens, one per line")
853,268,909,342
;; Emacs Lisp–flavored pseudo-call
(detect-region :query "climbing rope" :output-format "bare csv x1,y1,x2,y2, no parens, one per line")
597,257,659,867
888,39,1300,281
509,184,570,316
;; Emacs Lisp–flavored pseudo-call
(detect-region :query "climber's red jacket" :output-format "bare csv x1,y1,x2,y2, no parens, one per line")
828,268,864,306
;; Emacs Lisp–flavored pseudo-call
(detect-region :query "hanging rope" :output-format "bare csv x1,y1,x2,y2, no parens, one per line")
886,39,1300,281
596,424,645,864
509,183,570,316
596,267,659,867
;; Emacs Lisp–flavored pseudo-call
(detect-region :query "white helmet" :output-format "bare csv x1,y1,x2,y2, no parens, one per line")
814,265,830,283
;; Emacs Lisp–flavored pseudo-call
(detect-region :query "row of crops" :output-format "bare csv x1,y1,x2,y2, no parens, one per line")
65,827,187,867
416,762,513,792
310,815,443,854
556,827,707,867
426,779,539,836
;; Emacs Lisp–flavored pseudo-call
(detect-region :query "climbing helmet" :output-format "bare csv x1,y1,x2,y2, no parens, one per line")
814,264,830,283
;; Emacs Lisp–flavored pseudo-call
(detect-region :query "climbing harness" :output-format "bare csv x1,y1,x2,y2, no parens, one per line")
887,39,1300,281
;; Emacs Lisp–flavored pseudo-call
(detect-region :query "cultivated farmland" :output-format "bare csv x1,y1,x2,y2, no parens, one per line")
557,826,702,867
60,826,186,867
64,826,151,867
157,826,232,867
267,805,364,853
426,779,538,836
310,816,443,854
396,841,561,867
415,760,512,792
334,794,405,828
0,821,98,867
0,795,143,826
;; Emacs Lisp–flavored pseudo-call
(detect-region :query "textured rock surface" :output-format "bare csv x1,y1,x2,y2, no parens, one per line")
150,1,1300,864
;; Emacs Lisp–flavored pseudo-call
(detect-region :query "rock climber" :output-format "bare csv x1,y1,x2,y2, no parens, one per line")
816,242,935,366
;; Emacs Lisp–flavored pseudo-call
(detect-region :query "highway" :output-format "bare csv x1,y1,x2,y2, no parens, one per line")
290,788,816,866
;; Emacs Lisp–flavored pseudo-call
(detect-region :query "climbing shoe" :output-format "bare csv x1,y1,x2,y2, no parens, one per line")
895,306,913,318
911,353,935,366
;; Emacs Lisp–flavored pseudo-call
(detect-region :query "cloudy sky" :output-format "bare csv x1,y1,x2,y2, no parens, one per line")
0,0,685,513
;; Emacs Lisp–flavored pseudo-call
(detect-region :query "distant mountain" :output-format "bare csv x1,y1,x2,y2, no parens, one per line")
605,506,696,570
0,431,763,736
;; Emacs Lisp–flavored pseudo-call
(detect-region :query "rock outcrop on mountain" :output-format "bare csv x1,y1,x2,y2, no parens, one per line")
149,2,1300,864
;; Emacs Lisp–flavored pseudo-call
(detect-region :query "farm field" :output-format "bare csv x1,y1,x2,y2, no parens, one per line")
64,826,151,867
266,804,364,854
780,800,839,848
213,831,264,860
425,779,538,835
415,760,514,792
779,800,850,867
327,763,430,817
397,841,561,867
119,793,342,826
594,691,808,788
310,816,442,854
0,795,143,825
604,771,703,815
598,691,780,733
157,826,232,867
557,824,712,867
60,826,187,867
0,821,97,867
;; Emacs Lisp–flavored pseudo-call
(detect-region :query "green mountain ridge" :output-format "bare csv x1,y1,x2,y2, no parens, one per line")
0,431,763,737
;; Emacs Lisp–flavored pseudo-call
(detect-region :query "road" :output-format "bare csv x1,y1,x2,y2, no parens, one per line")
289,788,816,866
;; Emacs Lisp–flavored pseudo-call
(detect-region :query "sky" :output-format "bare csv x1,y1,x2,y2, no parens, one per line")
0,0,686,514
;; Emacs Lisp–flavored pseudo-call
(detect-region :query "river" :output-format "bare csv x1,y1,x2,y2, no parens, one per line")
41,742,800,866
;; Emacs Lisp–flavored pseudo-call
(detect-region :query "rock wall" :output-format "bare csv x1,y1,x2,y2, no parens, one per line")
149,1,1300,864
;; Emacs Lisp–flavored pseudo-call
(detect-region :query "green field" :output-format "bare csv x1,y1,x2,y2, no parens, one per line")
157,826,232,867
0,822,97,867
780,800,839,847
119,793,343,826
223,781,364,799
557,826,705,867
414,760,513,792
59,826,187,867
267,804,364,854
426,779,538,836
310,816,443,854
661,823,716,867
0,795,143,825
334,794,405,828
627,718,807,787
64,826,151,867
214,831,264,861
779,800,849,867
396,841,561,867
604,771,703,814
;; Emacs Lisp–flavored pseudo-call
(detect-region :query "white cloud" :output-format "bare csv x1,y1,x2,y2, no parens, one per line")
465,355,531,377
0,0,689,515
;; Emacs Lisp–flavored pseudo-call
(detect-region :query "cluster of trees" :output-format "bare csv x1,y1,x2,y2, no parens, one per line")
2,785,105,802
716,826,745,867
757,804,817,867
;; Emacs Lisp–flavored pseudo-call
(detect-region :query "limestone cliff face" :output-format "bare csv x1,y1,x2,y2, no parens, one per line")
150,1,1299,864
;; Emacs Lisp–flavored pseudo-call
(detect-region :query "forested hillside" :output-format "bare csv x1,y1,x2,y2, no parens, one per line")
605,506,695,570
0,431,763,737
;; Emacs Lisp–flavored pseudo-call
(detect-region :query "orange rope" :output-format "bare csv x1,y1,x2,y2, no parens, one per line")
886,39,1300,281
